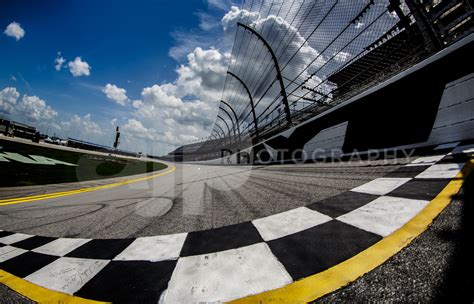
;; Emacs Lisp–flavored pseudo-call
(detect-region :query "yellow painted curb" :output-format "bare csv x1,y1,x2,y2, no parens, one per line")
0,165,176,206
231,159,473,304
0,269,109,303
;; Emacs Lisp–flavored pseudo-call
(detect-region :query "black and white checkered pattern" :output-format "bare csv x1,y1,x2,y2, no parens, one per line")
1,141,473,303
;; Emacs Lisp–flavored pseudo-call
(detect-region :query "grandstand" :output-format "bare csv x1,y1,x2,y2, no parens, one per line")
67,138,140,158
167,0,473,162
0,119,37,140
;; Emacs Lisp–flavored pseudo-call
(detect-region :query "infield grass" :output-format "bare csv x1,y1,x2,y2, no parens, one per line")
0,138,167,187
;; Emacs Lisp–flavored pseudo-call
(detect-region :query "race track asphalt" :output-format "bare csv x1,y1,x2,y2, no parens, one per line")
0,158,413,239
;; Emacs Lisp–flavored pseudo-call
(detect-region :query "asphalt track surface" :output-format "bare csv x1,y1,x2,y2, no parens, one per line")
0,146,472,303
0,159,414,239
1,181,471,303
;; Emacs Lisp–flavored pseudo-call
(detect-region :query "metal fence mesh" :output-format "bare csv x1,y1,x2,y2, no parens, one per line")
167,0,473,161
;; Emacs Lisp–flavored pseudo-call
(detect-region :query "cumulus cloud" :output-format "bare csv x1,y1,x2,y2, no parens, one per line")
122,119,157,141
68,57,91,77
120,47,232,152
131,99,143,109
221,6,260,31
355,22,365,29
42,113,105,146
5,45,230,154
54,53,66,71
70,114,103,135
102,84,128,106
334,51,352,63
0,87,20,114
0,87,57,122
175,47,230,101
4,22,25,41
220,6,331,113
16,95,58,121
56,113,104,141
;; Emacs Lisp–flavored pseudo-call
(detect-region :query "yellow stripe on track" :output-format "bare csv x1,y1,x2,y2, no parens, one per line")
0,269,109,304
0,165,176,206
230,159,474,304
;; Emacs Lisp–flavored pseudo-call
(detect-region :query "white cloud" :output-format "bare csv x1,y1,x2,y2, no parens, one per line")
54,53,66,71
102,84,128,106
121,47,232,152
70,114,103,135
169,31,212,61
44,113,105,145
196,11,220,31
0,87,20,114
4,22,25,41
17,95,58,121
221,6,260,31
175,47,230,100
207,0,235,11
68,57,91,77
2,45,230,155
355,22,365,29
56,114,104,140
334,52,352,63
132,99,143,109
122,119,157,141
1,87,57,122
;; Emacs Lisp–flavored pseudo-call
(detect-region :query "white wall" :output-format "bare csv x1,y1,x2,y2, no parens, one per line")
428,73,474,144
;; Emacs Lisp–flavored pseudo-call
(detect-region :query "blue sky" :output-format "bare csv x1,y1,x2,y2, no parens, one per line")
1,0,238,154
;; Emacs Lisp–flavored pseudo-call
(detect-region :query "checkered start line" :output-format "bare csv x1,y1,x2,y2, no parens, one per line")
1,142,473,303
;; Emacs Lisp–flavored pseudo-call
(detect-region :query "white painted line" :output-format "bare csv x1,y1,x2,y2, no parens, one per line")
450,144,474,155
0,246,27,262
337,196,429,237
114,233,187,262
351,178,412,196
27,155,55,165
406,155,445,166
252,207,332,241
163,243,292,303
1,152,38,164
31,155,77,166
32,238,91,256
415,163,465,179
25,257,109,294
434,142,460,150
0,233,33,245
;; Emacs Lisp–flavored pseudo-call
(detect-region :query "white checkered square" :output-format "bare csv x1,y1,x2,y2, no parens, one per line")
416,163,464,179
406,155,445,166
25,257,109,294
0,246,27,262
337,196,429,237
252,207,332,241
32,238,91,256
163,243,292,303
114,233,187,262
351,178,411,196
0,233,33,245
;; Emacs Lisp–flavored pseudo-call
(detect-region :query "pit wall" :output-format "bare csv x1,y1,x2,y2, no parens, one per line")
193,34,474,165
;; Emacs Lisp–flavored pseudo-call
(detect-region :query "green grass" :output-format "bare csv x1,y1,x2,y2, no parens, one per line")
0,139,167,187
